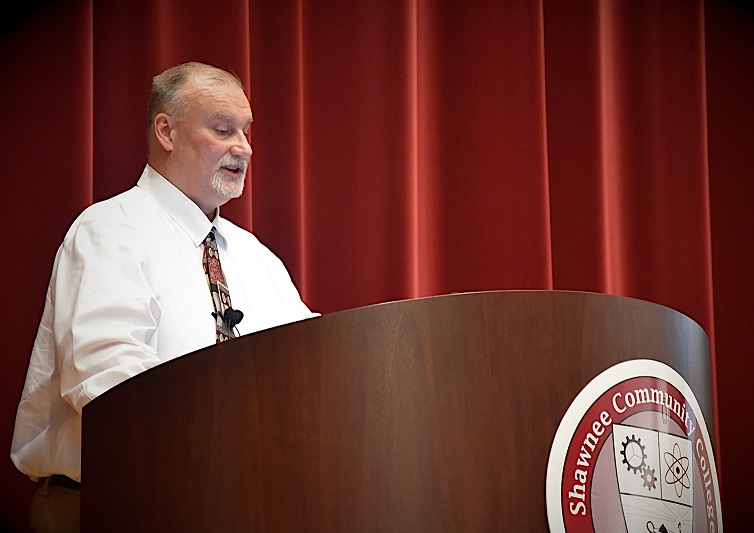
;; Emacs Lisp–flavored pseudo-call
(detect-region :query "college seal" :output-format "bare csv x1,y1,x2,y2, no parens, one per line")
546,359,723,532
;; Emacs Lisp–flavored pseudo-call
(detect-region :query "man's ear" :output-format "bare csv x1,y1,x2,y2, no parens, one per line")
153,113,175,152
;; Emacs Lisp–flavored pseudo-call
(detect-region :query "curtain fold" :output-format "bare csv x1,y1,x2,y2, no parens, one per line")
1,1,95,529
544,1,609,292
704,0,754,524
2,0,751,529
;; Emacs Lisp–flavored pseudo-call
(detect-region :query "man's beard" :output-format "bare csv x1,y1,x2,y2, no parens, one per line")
211,158,247,199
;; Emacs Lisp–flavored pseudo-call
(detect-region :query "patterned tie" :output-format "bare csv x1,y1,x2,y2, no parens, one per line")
202,228,235,343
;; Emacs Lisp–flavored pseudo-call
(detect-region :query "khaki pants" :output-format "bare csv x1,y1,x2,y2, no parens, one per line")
29,478,80,533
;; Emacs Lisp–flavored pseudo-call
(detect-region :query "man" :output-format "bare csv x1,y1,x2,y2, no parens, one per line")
10,61,317,532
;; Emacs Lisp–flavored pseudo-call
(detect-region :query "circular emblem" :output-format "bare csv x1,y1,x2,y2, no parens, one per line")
546,359,723,532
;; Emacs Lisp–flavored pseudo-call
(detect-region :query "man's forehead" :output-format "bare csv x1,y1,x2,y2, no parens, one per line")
188,84,252,121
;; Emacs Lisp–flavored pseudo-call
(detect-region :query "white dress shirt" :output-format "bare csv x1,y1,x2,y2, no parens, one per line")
11,165,317,482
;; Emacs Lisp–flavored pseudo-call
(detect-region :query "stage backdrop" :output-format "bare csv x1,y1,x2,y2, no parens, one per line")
1,0,751,530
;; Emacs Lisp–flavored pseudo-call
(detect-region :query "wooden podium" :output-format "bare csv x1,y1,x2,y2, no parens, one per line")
80,290,715,531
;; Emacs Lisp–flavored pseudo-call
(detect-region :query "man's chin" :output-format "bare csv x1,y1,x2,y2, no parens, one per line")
212,177,245,199
225,186,244,199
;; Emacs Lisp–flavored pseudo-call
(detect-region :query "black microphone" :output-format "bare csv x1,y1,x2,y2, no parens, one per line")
212,308,244,329
223,308,244,329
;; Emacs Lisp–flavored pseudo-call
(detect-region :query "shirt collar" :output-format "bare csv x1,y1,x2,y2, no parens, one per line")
136,165,222,248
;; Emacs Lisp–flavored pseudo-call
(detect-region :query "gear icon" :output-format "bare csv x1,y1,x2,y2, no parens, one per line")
642,467,657,490
620,434,647,474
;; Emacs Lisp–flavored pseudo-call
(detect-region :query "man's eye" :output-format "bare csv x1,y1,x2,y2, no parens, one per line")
216,129,230,135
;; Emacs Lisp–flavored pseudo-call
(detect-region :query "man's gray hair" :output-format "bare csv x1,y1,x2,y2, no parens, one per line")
146,61,244,142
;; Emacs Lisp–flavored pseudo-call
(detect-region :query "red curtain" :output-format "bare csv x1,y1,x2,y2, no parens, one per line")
1,0,751,529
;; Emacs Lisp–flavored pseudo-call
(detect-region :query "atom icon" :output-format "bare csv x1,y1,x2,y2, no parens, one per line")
621,435,647,474
664,442,691,498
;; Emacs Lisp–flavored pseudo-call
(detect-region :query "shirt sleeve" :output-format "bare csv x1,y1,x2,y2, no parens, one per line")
52,218,163,413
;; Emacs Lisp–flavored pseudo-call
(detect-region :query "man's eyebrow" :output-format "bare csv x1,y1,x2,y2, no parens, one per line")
213,113,253,127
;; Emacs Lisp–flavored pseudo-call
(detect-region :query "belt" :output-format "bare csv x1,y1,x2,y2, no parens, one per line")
44,474,81,491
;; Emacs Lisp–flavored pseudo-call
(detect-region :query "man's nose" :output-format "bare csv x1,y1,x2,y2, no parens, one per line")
231,133,252,158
